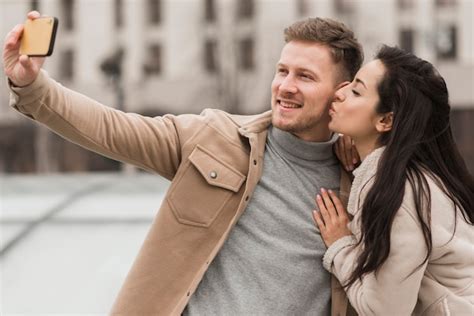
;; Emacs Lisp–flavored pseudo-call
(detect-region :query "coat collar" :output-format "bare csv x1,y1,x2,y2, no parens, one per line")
225,110,272,137
347,146,386,215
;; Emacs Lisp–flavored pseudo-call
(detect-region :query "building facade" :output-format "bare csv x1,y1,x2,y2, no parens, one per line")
0,0,472,173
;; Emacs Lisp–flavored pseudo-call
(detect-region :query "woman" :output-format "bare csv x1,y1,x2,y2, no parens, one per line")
313,45,474,315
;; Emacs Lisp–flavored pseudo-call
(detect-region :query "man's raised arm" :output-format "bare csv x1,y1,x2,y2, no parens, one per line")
2,11,198,178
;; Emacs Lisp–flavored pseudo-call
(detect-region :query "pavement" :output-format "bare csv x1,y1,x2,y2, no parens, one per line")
0,172,170,315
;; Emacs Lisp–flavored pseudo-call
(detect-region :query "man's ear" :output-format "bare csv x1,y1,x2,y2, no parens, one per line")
375,112,393,133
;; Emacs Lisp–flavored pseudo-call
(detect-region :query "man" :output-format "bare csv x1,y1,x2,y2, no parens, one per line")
3,11,363,315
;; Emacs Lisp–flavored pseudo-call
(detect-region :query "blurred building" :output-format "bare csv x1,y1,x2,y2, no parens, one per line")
0,0,472,173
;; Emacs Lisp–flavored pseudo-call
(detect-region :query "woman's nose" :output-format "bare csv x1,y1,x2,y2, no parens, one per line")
334,88,346,102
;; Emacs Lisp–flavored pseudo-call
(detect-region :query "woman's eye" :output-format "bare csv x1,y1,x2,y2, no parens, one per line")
352,89,360,96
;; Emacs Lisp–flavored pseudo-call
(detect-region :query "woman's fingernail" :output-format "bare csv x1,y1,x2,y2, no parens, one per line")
316,194,321,200
321,188,326,193
328,189,333,194
353,158,358,164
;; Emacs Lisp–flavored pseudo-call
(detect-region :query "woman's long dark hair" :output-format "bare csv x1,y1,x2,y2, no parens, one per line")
345,45,474,288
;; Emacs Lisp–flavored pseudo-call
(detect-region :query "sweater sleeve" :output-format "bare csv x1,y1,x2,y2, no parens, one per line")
330,206,429,316
8,70,190,179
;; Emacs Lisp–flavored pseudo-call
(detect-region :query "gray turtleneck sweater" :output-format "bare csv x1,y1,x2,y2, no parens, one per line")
184,126,340,315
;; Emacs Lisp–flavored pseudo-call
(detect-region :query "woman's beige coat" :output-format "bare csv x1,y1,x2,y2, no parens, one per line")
328,147,473,315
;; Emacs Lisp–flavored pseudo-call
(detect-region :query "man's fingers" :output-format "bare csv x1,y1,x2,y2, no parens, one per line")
351,143,360,165
4,24,23,48
338,135,347,168
30,56,46,68
19,55,33,69
27,11,41,19
343,135,353,171
335,137,345,165
338,135,352,171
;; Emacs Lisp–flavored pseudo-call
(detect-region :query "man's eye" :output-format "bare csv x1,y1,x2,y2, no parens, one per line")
277,69,287,74
352,90,360,96
300,74,313,80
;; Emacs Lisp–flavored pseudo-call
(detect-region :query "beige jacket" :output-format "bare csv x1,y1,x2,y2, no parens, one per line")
9,70,355,316
327,147,474,315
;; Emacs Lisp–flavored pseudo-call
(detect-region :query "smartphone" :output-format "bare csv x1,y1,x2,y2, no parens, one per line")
19,17,58,57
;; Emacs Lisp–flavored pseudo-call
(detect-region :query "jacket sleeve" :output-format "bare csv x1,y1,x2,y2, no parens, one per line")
8,70,192,179
330,205,429,316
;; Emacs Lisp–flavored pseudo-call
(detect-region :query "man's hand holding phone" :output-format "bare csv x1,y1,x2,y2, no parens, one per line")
3,11,57,87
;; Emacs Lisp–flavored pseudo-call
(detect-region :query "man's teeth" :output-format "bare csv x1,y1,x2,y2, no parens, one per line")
280,101,301,108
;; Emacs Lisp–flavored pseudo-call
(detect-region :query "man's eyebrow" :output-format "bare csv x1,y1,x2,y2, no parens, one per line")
298,67,317,74
355,78,367,89
295,66,319,80
275,63,320,79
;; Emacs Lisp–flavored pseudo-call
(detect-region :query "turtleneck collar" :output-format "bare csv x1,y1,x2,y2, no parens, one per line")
268,126,338,162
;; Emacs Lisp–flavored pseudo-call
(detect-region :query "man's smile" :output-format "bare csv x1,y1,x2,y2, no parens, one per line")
277,98,303,110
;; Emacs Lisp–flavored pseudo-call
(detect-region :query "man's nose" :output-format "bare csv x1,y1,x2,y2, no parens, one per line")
279,75,298,94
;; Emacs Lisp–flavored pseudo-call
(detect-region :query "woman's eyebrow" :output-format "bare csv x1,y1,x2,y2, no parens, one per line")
355,78,367,89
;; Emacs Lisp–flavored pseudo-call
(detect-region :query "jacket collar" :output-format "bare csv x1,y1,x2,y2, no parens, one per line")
347,146,386,215
226,111,272,137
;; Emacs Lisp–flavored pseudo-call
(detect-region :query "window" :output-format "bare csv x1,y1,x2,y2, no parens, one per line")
436,0,456,7
436,25,457,60
237,0,254,20
297,0,308,16
60,49,74,80
399,29,414,53
115,0,124,28
204,39,218,73
205,0,216,23
143,44,162,76
100,48,124,78
239,37,254,70
30,0,39,11
62,0,74,31
334,0,353,14
147,0,162,25
397,0,414,10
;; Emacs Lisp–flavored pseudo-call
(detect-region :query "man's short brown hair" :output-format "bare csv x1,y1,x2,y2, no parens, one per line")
284,17,364,81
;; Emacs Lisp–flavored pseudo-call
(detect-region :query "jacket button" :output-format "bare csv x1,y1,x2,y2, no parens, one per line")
209,171,217,179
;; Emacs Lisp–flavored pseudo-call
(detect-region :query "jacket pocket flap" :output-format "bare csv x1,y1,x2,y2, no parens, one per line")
188,145,246,192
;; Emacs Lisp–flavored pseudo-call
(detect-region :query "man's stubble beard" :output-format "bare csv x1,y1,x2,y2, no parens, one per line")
272,115,316,134
271,104,331,136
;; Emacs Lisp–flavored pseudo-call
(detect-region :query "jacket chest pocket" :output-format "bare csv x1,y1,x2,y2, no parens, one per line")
168,145,246,227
